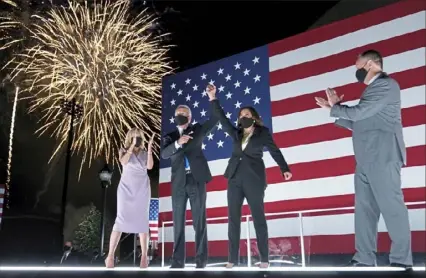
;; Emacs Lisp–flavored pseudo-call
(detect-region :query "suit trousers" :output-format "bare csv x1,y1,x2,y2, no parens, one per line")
353,161,413,266
171,173,208,266
227,168,269,264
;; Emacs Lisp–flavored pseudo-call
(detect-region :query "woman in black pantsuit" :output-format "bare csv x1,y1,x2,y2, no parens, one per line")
206,85,292,269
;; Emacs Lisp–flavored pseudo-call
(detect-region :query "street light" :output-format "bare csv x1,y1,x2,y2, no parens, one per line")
59,98,83,250
99,163,113,256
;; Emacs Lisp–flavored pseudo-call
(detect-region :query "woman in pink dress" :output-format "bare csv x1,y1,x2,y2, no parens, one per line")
105,128,155,268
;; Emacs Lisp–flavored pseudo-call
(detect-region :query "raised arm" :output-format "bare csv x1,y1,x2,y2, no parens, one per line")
119,138,136,165
200,99,219,135
263,127,290,173
334,119,353,131
211,99,237,135
206,84,237,137
330,78,390,122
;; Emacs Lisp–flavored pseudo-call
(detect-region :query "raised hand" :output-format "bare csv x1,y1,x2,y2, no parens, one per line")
325,88,344,106
206,84,216,100
148,133,155,151
315,97,331,109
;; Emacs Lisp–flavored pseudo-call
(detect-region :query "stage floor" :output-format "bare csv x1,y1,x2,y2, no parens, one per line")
0,266,424,278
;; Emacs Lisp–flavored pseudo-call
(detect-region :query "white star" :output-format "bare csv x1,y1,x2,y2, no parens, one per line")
207,133,214,140
225,74,232,81
254,74,261,82
169,117,174,123
226,112,232,119
217,68,224,75
226,92,232,99
253,96,261,104
202,143,206,150
218,85,225,92
186,94,191,101
201,90,207,97
217,122,223,130
224,132,230,137
217,140,224,148
234,119,239,126
193,84,198,91
234,62,241,70
234,101,242,109
234,81,241,88
209,79,215,85
243,69,250,76
192,120,198,125
177,89,183,96
253,56,260,64
193,101,199,108
170,99,176,106
200,109,207,117
185,78,191,84
244,87,251,95
201,73,207,80
171,83,176,89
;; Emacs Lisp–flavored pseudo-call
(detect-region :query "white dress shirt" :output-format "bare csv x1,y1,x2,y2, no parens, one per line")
368,72,381,85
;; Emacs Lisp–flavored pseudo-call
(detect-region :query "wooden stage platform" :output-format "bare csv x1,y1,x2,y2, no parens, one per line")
0,266,424,278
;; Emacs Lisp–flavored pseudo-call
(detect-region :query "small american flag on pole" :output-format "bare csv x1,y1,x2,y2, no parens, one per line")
149,198,159,243
159,0,425,258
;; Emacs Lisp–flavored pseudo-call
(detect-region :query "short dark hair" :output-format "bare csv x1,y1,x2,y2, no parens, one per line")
359,49,383,69
237,106,264,127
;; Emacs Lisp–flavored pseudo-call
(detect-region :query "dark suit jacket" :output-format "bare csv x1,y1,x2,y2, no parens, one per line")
161,101,218,187
211,99,290,186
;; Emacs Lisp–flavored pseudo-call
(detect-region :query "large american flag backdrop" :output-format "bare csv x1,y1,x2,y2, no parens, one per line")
159,0,426,258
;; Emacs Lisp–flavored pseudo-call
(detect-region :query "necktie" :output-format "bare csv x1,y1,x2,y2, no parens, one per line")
184,156,190,170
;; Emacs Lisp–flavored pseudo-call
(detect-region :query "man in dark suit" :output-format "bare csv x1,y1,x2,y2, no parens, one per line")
161,85,218,269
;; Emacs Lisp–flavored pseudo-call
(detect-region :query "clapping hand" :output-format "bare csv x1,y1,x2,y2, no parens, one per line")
315,88,344,109
206,84,216,100
148,133,155,152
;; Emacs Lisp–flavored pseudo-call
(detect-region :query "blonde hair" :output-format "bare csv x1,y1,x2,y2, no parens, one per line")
124,128,144,150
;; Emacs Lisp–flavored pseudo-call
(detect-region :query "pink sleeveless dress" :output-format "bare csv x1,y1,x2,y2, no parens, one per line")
112,149,151,233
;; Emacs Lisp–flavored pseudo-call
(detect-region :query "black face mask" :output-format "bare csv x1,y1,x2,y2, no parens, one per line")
239,117,255,128
134,137,142,147
175,115,189,126
355,68,369,83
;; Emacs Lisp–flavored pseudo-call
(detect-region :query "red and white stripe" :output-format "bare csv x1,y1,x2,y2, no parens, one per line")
149,220,159,241
159,0,426,257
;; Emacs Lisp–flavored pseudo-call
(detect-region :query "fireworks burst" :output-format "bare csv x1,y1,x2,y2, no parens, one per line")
11,0,173,172
0,0,21,51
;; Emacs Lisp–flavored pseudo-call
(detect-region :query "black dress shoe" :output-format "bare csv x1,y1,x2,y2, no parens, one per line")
389,263,413,271
345,260,375,267
195,263,206,269
169,264,184,269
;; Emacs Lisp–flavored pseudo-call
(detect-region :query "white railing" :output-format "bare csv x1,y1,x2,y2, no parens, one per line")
160,201,425,268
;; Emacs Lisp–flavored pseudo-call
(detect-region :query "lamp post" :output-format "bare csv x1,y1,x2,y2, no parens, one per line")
98,163,113,256
60,98,83,249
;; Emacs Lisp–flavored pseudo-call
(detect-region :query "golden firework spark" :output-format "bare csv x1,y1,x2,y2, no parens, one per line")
5,86,19,208
0,0,21,51
11,0,173,173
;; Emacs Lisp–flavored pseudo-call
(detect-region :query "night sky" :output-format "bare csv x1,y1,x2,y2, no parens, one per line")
0,0,338,258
